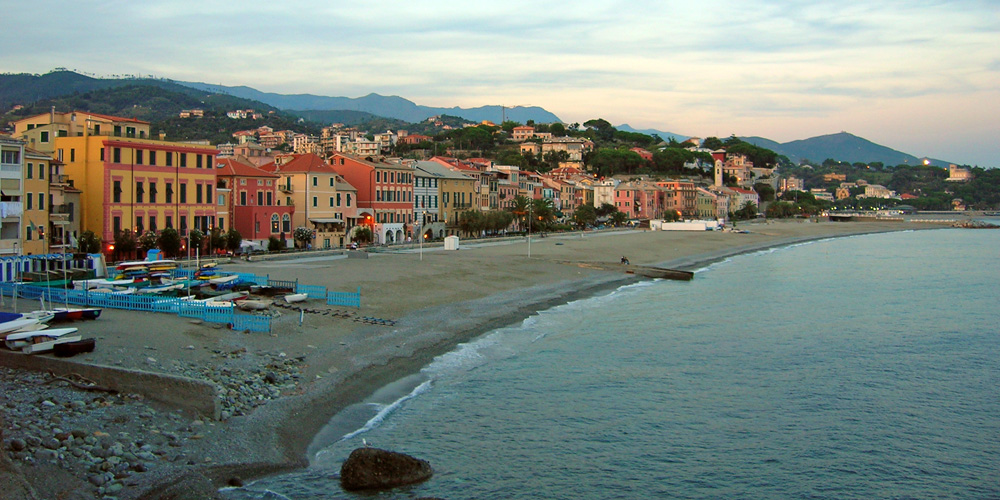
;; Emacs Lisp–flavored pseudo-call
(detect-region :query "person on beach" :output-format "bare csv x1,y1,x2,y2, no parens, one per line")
621,256,630,265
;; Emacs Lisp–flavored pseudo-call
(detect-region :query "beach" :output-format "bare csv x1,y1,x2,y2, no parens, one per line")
0,219,944,499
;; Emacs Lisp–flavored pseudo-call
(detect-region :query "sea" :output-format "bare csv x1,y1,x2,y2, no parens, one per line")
221,227,1000,500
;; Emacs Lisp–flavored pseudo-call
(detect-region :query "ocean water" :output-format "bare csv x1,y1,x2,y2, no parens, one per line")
223,228,1000,499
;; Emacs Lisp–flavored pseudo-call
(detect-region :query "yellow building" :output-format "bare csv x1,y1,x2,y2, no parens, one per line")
412,161,476,237
21,148,54,255
52,135,219,252
13,110,152,155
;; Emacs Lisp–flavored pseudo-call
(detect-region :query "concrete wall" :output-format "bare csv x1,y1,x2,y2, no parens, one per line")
0,351,219,419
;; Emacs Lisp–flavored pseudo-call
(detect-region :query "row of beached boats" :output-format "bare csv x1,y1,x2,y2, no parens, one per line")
0,306,100,356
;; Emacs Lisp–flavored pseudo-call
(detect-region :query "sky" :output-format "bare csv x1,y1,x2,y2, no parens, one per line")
3,0,999,167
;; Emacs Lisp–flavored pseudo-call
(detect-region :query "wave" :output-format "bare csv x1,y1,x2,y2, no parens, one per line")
337,378,433,443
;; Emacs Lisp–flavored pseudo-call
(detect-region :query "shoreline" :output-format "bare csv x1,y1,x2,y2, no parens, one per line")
196,223,940,492
0,221,947,499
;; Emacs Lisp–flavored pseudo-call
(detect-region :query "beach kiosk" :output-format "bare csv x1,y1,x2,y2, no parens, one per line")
444,235,460,251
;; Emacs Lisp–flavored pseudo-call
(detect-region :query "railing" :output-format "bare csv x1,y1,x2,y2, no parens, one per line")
327,286,361,308
297,284,327,299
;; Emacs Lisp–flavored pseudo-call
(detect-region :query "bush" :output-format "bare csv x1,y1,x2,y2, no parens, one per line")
267,236,283,252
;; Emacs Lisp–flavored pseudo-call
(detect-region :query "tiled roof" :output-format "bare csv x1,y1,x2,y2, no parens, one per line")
272,153,337,174
216,158,277,178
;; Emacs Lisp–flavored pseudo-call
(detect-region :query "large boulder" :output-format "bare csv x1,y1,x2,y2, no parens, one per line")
340,447,433,491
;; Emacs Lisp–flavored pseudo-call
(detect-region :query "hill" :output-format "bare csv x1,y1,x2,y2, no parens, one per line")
741,132,950,167
0,70,127,110
615,124,688,143
175,81,562,124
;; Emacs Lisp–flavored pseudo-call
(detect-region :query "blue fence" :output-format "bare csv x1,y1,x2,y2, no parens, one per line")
327,286,362,308
0,283,270,333
297,284,327,299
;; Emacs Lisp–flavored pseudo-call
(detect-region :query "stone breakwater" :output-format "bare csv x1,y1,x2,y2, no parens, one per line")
1,347,304,498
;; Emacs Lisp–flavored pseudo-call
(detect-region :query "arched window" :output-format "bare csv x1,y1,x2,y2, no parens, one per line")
270,213,279,233
282,214,291,233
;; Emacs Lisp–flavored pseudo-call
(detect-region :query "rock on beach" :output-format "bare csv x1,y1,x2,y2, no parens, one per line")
340,447,433,491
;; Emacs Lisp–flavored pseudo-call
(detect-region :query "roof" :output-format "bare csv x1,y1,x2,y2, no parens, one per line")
264,153,337,174
15,110,148,125
413,161,474,180
216,158,278,178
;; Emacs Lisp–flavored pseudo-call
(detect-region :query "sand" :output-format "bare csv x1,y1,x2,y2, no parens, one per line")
0,219,946,497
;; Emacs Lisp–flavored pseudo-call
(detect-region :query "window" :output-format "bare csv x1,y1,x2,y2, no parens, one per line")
180,216,187,233
240,179,247,185
347,194,352,207
149,150,156,165
26,226,32,241
330,178,334,187
150,182,157,203
26,194,32,210
312,176,318,186
40,131,49,143
136,150,144,165
336,193,341,206
266,191,272,206
240,191,247,205
218,194,225,206
26,163,32,179
113,148,121,163
38,193,44,211
136,182,144,203
196,184,203,203
180,184,187,203
329,197,334,207
282,214,290,232
166,152,173,167
126,126,136,138
206,185,212,201
257,179,263,186
113,181,122,203
149,216,157,233
267,180,271,186
166,183,173,203
257,191,263,206
114,125,122,137
136,216,144,234
312,196,317,207
166,215,172,229
271,214,279,233
218,218,224,230
179,153,187,168
196,154,203,168
113,216,121,236
70,149,75,162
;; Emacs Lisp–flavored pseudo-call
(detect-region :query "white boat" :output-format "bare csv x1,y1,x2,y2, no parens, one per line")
74,278,137,290
284,293,308,303
0,318,44,336
136,283,185,294
5,327,79,351
23,335,84,354
237,299,272,311
209,274,239,285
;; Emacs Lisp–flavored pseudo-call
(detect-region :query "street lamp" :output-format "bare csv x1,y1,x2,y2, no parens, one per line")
420,210,428,261
527,202,532,258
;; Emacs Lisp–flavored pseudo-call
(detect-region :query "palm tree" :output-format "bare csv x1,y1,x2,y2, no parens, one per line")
508,195,531,232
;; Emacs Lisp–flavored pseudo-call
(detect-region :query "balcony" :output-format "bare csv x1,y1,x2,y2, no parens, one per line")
279,184,294,194
0,202,22,219
51,174,71,185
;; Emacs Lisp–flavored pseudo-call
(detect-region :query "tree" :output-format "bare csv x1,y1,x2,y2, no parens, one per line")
209,227,227,253
702,137,724,150
267,236,283,251
138,231,158,254
549,122,566,136
114,229,137,260
226,228,242,253
293,226,313,249
78,230,101,254
753,182,776,202
595,203,617,218
352,226,373,245
508,195,531,231
609,211,630,227
157,228,181,257
572,204,597,228
734,201,758,220
458,210,484,236
188,228,204,253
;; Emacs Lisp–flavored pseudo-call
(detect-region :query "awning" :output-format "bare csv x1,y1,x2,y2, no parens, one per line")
309,218,343,224
1,179,21,196
1,188,21,196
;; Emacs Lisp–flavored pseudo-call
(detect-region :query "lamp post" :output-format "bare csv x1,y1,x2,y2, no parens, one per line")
420,210,428,261
527,202,532,258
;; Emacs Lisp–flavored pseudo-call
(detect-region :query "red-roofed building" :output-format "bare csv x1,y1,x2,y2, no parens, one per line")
630,147,653,161
216,158,293,246
329,153,414,244
259,154,358,248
